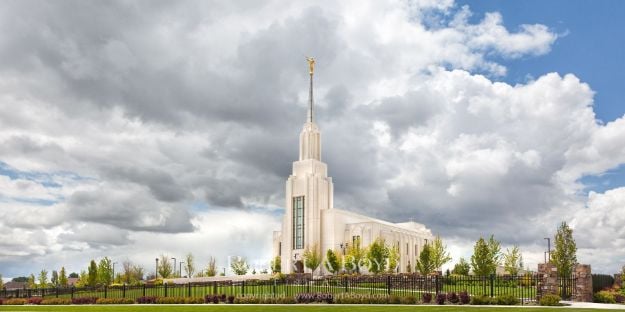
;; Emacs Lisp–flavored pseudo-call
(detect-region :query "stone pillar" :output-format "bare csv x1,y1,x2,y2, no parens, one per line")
537,263,558,300
573,264,593,302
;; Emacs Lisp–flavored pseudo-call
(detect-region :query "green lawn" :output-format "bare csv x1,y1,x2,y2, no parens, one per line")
0,306,622,312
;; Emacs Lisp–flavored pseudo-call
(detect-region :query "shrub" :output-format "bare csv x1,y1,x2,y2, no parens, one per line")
539,294,561,306
447,292,459,304
615,293,625,303
594,291,616,304
227,295,235,304
400,295,417,304
27,297,43,305
4,298,26,305
156,297,191,304
422,292,432,303
184,297,204,304
72,297,98,304
470,295,493,305
495,294,519,305
295,293,333,304
136,296,157,304
96,298,135,304
389,295,401,304
41,298,71,305
459,291,470,304
435,293,447,305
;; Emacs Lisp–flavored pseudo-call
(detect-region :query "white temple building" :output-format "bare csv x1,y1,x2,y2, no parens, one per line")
273,59,433,275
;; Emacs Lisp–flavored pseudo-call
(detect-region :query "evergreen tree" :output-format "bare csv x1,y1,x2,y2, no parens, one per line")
503,246,523,275
323,249,343,274
452,258,471,275
387,243,400,273
271,256,281,274
430,236,452,271
230,256,249,275
550,222,577,277
184,252,195,278
97,257,113,286
366,238,389,274
471,235,501,276
415,243,435,275
88,260,98,286
51,270,59,286
303,243,321,275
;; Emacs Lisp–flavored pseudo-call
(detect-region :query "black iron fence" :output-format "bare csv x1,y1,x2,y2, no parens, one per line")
592,274,615,293
0,273,578,304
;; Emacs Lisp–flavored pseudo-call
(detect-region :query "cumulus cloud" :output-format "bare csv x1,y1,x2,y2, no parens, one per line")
0,0,623,276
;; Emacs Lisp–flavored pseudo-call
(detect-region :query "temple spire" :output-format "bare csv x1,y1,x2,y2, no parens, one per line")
306,57,315,123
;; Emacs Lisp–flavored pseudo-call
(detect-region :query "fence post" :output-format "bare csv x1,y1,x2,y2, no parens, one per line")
104,285,107,299
164,283,168,297
188,282,191,297
142,284,146,297
122,284,126,298
241,281,245,297
273,279,276,297
387,275,391,295
489,274,495,298
213,281,217,295
56,287,59,298
434,275,439,295
70,286,74,299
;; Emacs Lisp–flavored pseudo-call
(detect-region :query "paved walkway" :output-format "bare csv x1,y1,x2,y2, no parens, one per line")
563,301,625,310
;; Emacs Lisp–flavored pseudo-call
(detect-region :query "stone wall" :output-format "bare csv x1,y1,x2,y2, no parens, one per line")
573,264,593,302
537,263,558,300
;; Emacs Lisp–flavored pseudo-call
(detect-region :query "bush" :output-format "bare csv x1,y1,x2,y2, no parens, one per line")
72,297,98,304
447,292,459,304
594,291,616,304
185,297,205,304
136,296,157,304
400,295,416,304
41,298,72,305
470,295,493,305
156,297,194,304
615,293,625,303
435,293,446,305
459,291,470,304
227,295,235,304
495,294,519,305
539,294,561,306
205,294,225,304
422,292,432,303
389,295,401,304
4,298,26,305
27,297,43,305
295,293,333,304
96,298,135,304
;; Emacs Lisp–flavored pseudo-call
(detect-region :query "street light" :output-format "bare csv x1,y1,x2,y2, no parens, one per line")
544,237,551,263
172,257,176,278
112,262,117,283
179,262,184,278
155,258,159,280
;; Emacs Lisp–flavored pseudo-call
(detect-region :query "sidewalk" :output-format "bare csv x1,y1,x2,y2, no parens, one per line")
562,301,625,310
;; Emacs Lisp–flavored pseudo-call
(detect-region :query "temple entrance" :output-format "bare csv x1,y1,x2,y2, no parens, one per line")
294,260,304,273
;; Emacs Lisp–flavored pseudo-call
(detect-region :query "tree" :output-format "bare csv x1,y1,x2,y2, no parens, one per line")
364,238,388,274
184,252,195,278
345,237,367,274
303,243,321,275
271,256,281,274
38,269,48,288
471,235,501,276
452,258,471,275
97,257,113,286
503,246,523,275
28,274,36,289
12,276,29,282
59,267,68,287
323,249,343,274
88,260,98,286
76,270,89,287
69,272,79,278
387,244,400,273
0,273,3,289
415,243,435,275
158,255,173,278
550,221,577,277
431,236,452,271
231,256,249,275
50,270,59,286
206,257,217,277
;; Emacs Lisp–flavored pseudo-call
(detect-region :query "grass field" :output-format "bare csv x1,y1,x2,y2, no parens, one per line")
0,306,621,312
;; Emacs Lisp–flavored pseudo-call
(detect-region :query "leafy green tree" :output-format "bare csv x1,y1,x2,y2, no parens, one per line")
12,276,28,282
452,258,471,275
51,270,58,286
471,235,501,276
28,274,36,289
76,271,89,287
503,246,523,275
303,243,321,275
387,244,400,273
184,252,195,278
550,221,577,277
206,257,217,276
97,257,113,286
366,238,389,274
323,249,343,274
230,256,249,275
88,260,98,286
415,243,435,275
158,255,173,278
69,272,79,278
0,273,3,289
38,269,48,288
59,267,68,287
271,256,281,274
345,237,367,274
431,236,452,271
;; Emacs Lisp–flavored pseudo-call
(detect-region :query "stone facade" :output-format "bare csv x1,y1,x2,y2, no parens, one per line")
536,263,558,300
573,264,593,302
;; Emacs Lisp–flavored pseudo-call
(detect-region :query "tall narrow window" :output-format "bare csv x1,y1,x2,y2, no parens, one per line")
292,196,305,249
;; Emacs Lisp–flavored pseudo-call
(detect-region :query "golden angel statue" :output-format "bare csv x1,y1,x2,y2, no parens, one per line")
306,57,315,74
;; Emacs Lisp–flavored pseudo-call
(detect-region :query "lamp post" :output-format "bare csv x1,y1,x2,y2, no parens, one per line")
180,262,184,278
544,237,551,263
112,262,117,283
172,257,176,278
340,242,349,255
155,258,159,280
